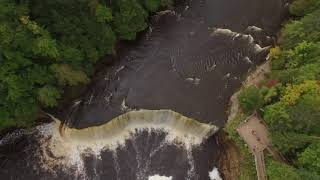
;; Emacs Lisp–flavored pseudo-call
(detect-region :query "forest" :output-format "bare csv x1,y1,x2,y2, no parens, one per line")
0,0,173,130
235,0,320,179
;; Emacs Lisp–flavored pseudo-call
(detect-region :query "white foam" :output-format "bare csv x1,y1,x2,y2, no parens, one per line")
156,10,176,16
210,28,269,53
39,110,219,178
148,175,173,180
209,167,222,180
246,26,263,32
185,77,201,85
243,56,253,64
148,174,172,180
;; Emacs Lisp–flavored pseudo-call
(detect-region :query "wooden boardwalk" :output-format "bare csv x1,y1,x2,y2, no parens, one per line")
236,114,271,180
255,151,266,180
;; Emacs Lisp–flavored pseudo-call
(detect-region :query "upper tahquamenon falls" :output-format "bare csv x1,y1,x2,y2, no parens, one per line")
0,0,287,179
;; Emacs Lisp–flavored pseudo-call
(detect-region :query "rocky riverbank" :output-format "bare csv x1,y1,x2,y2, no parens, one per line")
220,60,271,180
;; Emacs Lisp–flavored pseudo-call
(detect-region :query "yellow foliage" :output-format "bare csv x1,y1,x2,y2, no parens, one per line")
281,81,320,105
269,47,282,60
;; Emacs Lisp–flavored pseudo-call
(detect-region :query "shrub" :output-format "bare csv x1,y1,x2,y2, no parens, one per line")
238,86,263,114
270,47,286,70
262,85,280,104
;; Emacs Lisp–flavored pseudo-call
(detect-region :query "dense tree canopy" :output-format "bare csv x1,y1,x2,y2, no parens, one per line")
282,9,320,49
266,2,320,178
289,0,320,16
298,142,320,172
0,0,171,130
237,0,320,178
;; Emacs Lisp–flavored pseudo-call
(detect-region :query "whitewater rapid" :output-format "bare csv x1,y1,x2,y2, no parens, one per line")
35,110,219,179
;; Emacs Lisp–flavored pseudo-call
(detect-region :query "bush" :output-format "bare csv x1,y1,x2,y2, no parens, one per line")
261,85,280,104
238,86,263,114
270,47,287,70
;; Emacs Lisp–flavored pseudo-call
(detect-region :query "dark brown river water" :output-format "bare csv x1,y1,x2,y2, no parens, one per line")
0,0,287,179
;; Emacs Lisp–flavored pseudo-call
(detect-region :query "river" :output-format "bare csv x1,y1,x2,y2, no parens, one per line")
0,0,287,179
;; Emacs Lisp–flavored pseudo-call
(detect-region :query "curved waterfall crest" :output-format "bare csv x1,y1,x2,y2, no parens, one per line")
39,110,219,173
47,109,218,146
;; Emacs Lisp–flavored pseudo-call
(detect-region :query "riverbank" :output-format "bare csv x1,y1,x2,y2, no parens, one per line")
0,0,179,137
1,0,289,179
223,1,320,179
221,60,271,180
0,0,177,134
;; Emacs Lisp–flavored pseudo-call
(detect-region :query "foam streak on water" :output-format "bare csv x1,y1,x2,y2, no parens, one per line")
39,110,219,179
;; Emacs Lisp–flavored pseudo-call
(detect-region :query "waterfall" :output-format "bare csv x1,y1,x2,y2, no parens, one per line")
38,110,219,178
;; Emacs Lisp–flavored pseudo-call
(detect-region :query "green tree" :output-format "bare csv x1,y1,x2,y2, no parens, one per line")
50,64,89,86
266,160,301,180
0,0,166,130
270,131,317,155
270,47,286,70
95,4,113,23
287,94,320,134
143,0,161,12
263,102,291,131
238,86,263,114
290,0,320,16
113,0,148,40
38,86,61,107
282,10,320,49
298,142,320,173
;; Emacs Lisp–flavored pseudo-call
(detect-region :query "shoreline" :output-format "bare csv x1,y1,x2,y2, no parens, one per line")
219,60,271,180
0,6,178,137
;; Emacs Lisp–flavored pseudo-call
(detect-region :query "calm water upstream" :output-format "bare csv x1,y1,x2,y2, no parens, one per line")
0,0,287,179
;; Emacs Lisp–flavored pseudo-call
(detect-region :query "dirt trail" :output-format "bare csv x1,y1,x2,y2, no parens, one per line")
228,61,271,122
